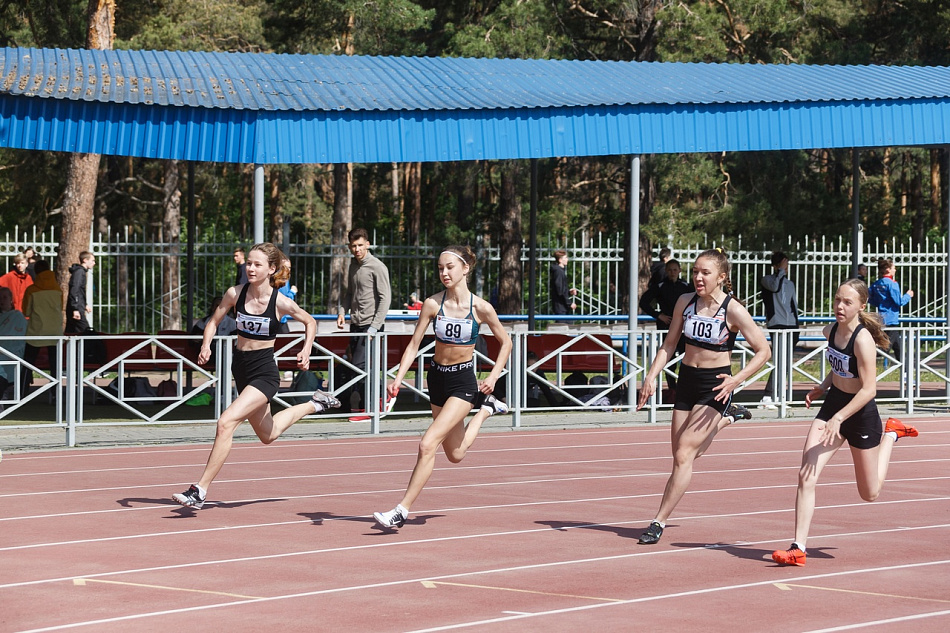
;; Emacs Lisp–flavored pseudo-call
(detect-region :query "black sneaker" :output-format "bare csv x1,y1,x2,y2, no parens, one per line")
480,393,509,416
638,521,664,545
373,506,407,529
172,484,206,509
724,402,752,422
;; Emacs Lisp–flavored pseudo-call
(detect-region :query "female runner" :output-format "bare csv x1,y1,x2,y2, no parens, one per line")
772,278,917,566
636,248,771,544
374,245,512,529
173,242,339,509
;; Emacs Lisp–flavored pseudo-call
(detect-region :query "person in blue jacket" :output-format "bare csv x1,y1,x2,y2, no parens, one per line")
868,258,913,361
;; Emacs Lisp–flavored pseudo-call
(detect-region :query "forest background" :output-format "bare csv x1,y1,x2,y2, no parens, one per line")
2,0,950,317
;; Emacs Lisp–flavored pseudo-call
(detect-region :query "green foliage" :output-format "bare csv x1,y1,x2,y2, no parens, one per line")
2,0,950,254
117,0,267,52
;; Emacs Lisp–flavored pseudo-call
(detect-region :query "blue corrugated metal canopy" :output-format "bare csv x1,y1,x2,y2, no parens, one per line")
2,47,950,164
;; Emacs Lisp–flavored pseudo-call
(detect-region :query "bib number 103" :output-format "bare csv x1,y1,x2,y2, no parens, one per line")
690,320,714,340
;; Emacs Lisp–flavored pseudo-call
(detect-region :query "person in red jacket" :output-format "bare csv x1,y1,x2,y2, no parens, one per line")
0,254,33,312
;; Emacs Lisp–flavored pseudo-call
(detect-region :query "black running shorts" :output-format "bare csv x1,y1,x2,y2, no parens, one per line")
232,347,280,401
816,386,883,449
427,359,479,407
673,364,732,414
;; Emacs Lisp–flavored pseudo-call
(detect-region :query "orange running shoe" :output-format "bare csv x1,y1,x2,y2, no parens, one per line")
885,418,918,439
772,545,806,566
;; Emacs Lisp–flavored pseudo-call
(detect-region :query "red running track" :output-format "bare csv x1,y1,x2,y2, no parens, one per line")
2,417,949,632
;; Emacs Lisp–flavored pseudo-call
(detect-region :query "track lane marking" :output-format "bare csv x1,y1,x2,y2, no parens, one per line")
773,582,950,604
421,580,625,603
72,578,263,600
14,556,950,632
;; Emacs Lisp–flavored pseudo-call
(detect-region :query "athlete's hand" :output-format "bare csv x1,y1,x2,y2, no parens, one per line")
636,379,655,411
712,374,739,402
805,386,825,408
198,345,211,365
478,376,496,394
387,382,400,399
819,416,843,444
296,351,310,370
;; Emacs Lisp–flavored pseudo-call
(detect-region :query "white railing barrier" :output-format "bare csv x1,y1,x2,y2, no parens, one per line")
1,325,949,447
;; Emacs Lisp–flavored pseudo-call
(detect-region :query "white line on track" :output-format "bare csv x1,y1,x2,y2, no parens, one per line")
801,610,950,632
2,457,947,524
12,541,950,632
0,435,826,478
4,433,944,480
3,496,949,587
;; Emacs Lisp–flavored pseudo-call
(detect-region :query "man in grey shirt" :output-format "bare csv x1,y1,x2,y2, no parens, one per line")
760,251,798,409
337,227,392,411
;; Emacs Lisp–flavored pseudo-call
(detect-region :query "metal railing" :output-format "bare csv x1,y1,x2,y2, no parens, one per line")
2,225,944,333
2,321,947,448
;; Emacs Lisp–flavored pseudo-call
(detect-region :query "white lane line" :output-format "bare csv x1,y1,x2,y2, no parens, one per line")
801,610,950,632
1,462,946,524
13,551,950,632
2,503,949,590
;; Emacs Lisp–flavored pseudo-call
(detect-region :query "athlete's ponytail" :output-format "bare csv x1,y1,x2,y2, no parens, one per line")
698,248,742,304
839,278,890,349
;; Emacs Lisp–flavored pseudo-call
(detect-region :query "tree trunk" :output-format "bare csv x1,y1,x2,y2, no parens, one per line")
497,161,523,315
930,148,942,231
56,0,115,321
407,162,422,245
327,162,352,314
162,160,181,330
269,168,283,244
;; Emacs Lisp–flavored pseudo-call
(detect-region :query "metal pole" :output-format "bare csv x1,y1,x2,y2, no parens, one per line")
186,163,196,332
852,149,860,277
629,156,640,409
528,159,539,331
254,164,265,244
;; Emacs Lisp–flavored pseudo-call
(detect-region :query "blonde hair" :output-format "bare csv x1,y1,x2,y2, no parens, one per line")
696,248,741,302
838,278,890,349
249,242,291,289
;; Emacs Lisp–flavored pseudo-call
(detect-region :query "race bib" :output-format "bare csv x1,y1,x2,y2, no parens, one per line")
435,315,475,345
236,312,271,338
826,346,855,378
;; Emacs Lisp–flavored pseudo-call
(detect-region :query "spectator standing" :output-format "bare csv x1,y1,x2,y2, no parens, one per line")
21,247,37,280
0,287,27,397
759,251,799,409
0,254,33,312
22,260,62,391
234,247,248,286
337,228,392,413
855,263,867,282
868,258,913,361
549,250,576,319
65,251,95,334
649,247,672,288
638,258,691,394
404,292,423,311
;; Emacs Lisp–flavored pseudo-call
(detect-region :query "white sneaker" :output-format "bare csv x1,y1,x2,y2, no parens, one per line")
373,505,407,529
758,396,777,410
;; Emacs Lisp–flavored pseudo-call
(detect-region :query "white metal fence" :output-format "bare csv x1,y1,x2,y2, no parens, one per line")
1,225,945,333
1,323,947,448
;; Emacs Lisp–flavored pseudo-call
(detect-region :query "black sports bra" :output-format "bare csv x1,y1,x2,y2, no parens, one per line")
234,284,280,341
434,293,480,346
681,294,737,352
827,323,864,379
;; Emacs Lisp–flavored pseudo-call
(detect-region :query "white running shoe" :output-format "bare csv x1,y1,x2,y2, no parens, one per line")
373,506,407,529
311,390,341,413
481,394,509,416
